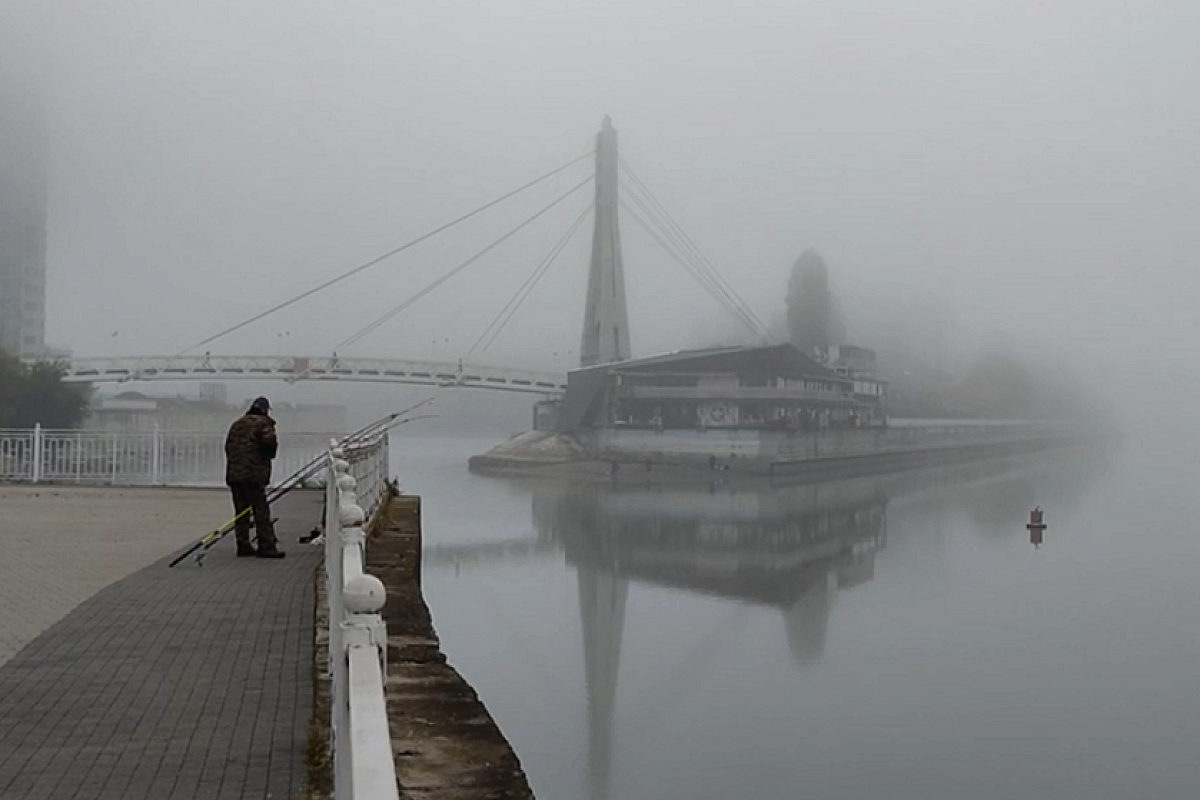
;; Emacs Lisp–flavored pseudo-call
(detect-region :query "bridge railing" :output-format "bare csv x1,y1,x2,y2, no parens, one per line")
54,354,568,395
323,435,399,800
0,426,337,486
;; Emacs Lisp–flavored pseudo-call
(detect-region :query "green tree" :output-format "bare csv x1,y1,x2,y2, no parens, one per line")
786,249,844,357
0,351,22,425
0,350,90,428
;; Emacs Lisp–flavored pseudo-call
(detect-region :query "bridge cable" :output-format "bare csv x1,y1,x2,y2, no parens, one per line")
472,200,595,352
475,201,592,352
619,178,749,322
619,197,765,338
619,159,771,338
619,159,767,334
618,180,765,337
466,203,590,356
178,150,594,355
621,172,769,340
335,174,594,351
620,197,758,334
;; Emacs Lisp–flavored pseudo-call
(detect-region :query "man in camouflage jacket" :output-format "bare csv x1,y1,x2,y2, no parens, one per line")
225,396,285,558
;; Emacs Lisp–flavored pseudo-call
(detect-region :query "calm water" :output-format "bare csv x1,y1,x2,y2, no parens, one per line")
391,433,1200,800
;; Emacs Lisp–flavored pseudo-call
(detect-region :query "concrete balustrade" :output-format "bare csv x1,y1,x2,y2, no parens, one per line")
324,436,399,799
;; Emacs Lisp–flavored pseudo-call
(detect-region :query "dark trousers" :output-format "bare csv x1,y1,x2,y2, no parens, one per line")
229,482,277,547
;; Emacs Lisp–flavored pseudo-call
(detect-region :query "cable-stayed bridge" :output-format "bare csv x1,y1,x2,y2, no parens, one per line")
54,117,768,395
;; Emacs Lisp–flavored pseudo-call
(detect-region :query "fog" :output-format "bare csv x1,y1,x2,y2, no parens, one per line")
5,0,1198,421
7,6,1200,796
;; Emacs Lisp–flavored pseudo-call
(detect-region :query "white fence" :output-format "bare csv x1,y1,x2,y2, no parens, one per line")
324,434,400,799
0,425,338,487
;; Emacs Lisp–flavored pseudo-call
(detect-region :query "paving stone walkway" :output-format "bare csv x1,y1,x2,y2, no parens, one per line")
0,491,323,800
0,486,236,666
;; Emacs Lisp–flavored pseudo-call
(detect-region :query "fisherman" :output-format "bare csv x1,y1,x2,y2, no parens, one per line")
224,396,285,559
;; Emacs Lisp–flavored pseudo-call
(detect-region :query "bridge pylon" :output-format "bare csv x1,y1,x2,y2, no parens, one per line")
580,116,631,368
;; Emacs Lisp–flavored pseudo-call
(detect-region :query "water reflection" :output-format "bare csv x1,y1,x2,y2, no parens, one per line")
545,479,888,671
424,447,1104,799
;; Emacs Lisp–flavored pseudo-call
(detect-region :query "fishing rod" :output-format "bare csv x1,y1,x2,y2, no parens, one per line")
170,415,396,569
299,411,437,546
179,408,426,568
189,403,434,562
169,401,432,568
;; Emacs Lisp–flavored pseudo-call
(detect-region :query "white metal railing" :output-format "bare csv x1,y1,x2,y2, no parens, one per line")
0,425,337,486
324,435,399,800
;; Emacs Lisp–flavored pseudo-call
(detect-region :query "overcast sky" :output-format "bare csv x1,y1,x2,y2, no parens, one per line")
5,0,1198,408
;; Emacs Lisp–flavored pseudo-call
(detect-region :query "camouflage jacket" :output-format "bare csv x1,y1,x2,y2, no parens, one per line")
224,412,278,485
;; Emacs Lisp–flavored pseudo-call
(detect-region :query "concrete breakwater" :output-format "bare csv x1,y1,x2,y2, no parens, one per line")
364,495,535,798
469,422,1086,480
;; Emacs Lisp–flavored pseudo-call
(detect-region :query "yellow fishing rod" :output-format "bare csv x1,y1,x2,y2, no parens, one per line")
169,401,432,568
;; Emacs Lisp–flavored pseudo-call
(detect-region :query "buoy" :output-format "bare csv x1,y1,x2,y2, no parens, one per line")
1027,506,1046,547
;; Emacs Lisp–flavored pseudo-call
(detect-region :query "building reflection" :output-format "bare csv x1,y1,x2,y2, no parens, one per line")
534,477,888,797
542,475,889,664
425,447,1105,799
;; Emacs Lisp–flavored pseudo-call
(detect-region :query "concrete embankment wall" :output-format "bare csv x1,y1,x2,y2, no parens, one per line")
365,495,536,799
468,424,1091,484
587,424,1078,469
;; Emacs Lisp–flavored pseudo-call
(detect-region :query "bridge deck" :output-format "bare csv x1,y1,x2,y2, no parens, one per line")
0,489,322,800
55,355,568,396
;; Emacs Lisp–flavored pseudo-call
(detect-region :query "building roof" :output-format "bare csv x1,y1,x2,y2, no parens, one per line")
592,343,846,382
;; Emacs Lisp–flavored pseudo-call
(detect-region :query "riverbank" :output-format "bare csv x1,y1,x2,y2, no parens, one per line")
366,494,535,798
468,425,1090,484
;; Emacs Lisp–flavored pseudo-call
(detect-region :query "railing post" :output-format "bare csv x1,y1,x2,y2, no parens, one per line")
31,424,42,484
328,445,352,800
151,425,162,486
338,477,367,800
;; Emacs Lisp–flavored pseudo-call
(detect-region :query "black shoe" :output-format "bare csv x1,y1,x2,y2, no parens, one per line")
256,545,286,559
236,542,258,557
